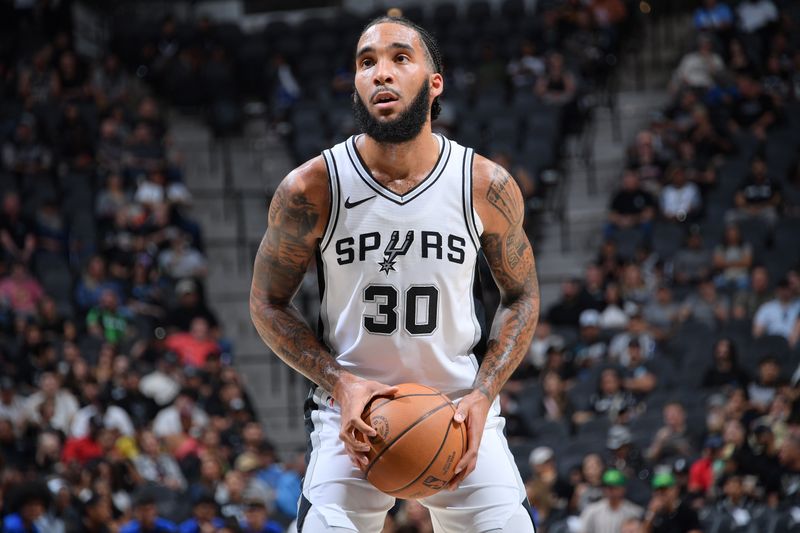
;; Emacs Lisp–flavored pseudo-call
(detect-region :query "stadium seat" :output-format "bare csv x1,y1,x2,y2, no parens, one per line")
652,221,686,260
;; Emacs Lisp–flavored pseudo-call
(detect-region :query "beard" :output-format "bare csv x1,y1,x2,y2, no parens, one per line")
352,81,430,144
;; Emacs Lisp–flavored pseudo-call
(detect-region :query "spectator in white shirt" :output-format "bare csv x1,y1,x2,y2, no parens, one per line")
0,377,26,429
753,278,800,339
737,0,778,34
660,165,702,223
69,379,134,438
24,372,79,434
670,33,725,92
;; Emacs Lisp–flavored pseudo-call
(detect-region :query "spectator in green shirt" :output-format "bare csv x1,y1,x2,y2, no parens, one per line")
86,289,128,344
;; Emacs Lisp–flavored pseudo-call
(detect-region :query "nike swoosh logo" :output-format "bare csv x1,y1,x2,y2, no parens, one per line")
344,195,376,209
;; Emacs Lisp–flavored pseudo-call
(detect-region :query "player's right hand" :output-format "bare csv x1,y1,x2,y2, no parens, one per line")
333,373,398,470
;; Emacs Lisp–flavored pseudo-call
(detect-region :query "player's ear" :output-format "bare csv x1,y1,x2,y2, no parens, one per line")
430,72,443,99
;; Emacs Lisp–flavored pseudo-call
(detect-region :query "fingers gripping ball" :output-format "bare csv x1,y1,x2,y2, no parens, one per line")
357,383,466,499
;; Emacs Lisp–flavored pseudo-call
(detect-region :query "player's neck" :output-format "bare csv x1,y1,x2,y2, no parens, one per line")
358,128,439,183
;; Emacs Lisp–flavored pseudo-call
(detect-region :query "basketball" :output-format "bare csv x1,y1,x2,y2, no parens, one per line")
358,383,466,499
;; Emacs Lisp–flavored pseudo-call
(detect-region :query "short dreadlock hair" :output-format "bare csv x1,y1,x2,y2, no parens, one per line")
359,15,443,121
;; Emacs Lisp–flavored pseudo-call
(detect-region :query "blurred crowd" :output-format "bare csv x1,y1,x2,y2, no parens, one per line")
0,2,308,532
495,1,800,532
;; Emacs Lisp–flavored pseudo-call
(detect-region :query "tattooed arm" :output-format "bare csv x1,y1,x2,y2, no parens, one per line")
449,155,539,488
249,157,396,469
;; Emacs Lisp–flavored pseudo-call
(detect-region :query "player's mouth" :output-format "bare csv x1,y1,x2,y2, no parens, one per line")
372,90,399,109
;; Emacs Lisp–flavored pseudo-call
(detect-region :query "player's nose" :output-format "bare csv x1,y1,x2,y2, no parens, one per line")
372,58,394,86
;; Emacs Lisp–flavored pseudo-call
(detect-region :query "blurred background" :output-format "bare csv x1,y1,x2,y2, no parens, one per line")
0,0,799,532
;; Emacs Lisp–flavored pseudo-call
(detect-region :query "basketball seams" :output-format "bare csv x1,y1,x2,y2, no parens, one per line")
364,400,452,478
362,391,448,418
383,410,456,496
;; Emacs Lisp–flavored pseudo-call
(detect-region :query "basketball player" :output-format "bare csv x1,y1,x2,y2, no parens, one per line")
250,16,539,533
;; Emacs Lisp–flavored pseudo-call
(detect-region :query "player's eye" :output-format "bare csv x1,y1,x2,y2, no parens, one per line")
395,54,409,63
360,58,374,68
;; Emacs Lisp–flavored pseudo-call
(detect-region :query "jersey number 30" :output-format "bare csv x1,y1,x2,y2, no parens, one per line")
363,285,439,336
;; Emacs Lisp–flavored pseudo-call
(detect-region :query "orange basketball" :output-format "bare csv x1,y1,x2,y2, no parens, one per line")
358,383,466,499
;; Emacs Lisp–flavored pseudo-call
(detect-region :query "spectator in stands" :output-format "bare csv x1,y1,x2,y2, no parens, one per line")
605,169,657,242
643,471,701,533
95,173,131,223
642,285,679,341
120,492,177,533
133,430,187,491
575,367,640,425
620,339,658,397
61,415,106,466
535,52,577,106
727,74,775,141
670,33,725,92
646,402,698,462
71,377,134,438
660,164,703,224
694,0,734,35
579,468,643,533
0,191,36,264
609,310,655,362
527,446,573,521
152,389,208,439
75,255,124,313
627,131,667,190
96,118,126,175
86,289,130,345
671,227,712,287
0,376,26,426
736,0,778,35
747,356,784,413
678,277,730,329
2,481,49,533
547,278,585,328
575,453,607,512
777,429,800,501
24,371,78,435
728,156,782,228
73,492,116,533
713,224,753,290
527,321,565,372
507,40,545,92
599,282,630,330
752,277,800,339
164,317,219,368
607,425,647,483
538,370,574,423
0,261,45,318
177,493,225,532
239,497,283,533
124,122,164,177
702,338,750,389
619,264,652,307
158,232,207,280
687,435,724,495
572,310,609,369
2,116,53,182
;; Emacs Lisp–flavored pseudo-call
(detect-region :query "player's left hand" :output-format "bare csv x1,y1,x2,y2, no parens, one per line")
447,389,492,490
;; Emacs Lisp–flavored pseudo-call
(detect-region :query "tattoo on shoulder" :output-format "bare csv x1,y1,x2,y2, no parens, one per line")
485,164,524,226
268,185,319,238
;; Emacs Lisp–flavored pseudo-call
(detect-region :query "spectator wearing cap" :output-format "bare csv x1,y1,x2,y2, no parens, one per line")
2,481,50,533
526,446,574,521
605,169,657,243
701,338,750,389
644,471,701,533
233,452,274,513
167,278,218,332
607,425,647,480
646,402,699,463
120,493,177,533
178,493,225,533
133,430,186,491
579,468,643,533
164,317,219,368
671,229,713,287
752,277,800,340
688,435,724,495
571,309,608,369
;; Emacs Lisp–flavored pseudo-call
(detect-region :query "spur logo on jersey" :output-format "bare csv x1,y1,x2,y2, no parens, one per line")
378,230,413,275
334,230,467,273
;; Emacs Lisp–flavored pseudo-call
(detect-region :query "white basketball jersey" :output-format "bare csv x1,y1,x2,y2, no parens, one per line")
317,134,485,396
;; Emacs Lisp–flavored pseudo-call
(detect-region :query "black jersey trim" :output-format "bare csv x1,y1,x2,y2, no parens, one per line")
461,147,479,252
465,148,482,249
319,149,341,253
345,134,451,205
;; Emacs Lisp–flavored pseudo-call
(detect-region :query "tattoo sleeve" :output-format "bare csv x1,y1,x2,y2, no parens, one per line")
474,164,540,400
249,178,344,393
